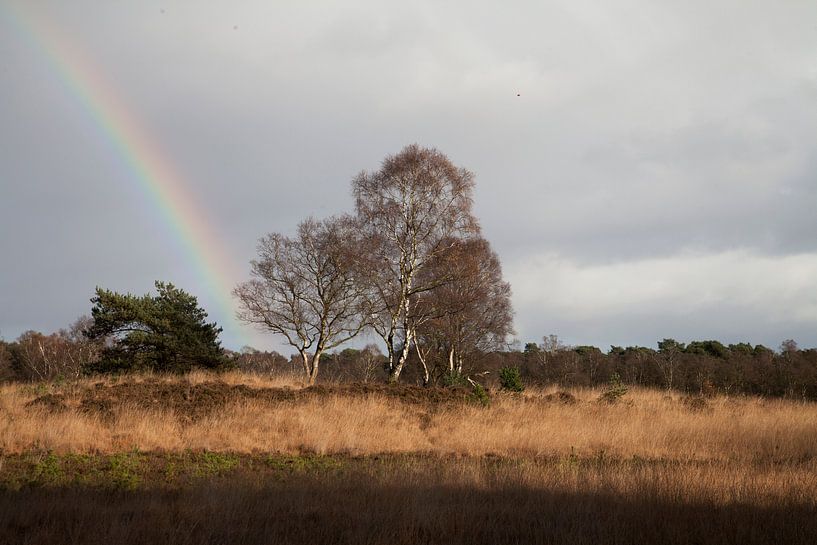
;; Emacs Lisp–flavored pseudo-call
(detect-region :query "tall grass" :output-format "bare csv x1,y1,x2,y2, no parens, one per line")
2,373,816,544
1,456,816,545
1,374,816,462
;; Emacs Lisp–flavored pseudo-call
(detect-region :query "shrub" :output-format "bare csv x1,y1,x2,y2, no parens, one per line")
543,391,577,404
471,382,490,406
442,370,469,388
499,366,524,392
599,372,628,403
681,395,711,412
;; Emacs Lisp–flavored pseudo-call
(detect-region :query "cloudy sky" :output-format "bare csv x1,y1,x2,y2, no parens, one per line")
1,0,816,352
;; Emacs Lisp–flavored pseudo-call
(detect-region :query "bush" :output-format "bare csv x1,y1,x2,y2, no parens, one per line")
471,382,490,406
543,391,577,404
681,395,711,412
599,372,628,403
499,366,524,392
442,370,469,388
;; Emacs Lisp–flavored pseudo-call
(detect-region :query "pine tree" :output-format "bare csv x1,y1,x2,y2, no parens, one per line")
85,281,227,373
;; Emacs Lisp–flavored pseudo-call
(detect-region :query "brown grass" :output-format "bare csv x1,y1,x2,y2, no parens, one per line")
1,455,816,544
2,372,816,544
2,373,816,462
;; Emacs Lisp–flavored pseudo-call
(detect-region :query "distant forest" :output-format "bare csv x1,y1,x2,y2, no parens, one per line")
235,337,817,400
2,322,816,399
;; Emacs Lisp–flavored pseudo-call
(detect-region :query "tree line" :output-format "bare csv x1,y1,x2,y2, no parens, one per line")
4,317,816,399
2,144,814,399
505,336,817,399
227,336,817,400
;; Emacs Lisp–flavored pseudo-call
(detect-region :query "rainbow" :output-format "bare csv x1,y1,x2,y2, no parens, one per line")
2,2,250,348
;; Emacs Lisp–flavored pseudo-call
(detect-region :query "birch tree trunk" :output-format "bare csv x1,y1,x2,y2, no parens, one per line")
353,145,480,384
414,336,430,386
299,351,311,381
308,351,322,386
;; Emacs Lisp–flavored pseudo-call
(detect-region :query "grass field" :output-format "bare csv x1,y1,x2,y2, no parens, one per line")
1,372,816,544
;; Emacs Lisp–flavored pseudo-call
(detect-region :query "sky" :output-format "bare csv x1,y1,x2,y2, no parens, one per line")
1,0,816,352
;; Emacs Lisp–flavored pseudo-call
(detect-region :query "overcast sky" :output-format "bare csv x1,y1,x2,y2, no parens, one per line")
1,0,816,352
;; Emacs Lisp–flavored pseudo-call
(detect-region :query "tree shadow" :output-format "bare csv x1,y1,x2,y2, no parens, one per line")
1,477,814,545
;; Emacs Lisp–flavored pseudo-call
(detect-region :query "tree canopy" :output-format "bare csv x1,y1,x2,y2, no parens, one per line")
234,216,368,385
353,145,486,382
235,145,515,384
85,281,227,373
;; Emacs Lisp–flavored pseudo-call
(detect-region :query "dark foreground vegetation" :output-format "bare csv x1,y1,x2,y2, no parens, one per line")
2,454,816,545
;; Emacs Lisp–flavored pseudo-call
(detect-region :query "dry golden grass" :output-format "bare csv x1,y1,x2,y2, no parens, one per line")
2,373,816,463
2,454,816,545
2,372,817,544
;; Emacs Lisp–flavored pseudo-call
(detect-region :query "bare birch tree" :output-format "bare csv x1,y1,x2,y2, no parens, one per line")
11,316,100,381
414,237,514,383
353,145,479,382
657,338,684,390
234,216,367,385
